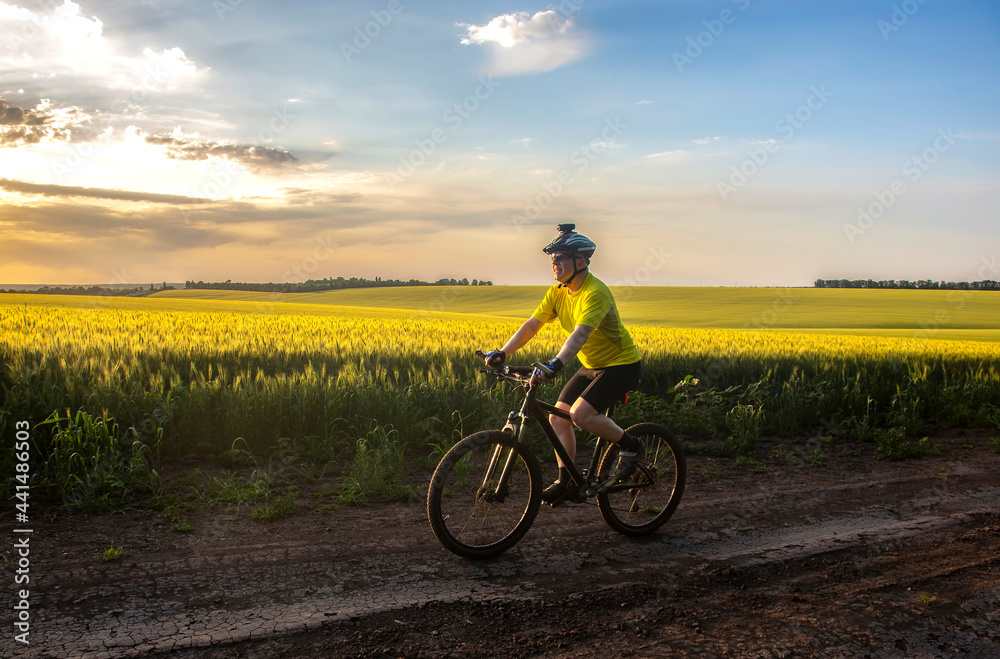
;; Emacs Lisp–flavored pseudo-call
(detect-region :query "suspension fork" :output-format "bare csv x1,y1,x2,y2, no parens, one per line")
478,409,529,502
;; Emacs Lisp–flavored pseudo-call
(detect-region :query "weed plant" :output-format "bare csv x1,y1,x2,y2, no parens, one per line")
39,408,161,511
724,404,765,456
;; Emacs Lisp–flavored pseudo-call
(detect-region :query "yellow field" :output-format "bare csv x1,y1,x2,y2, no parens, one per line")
2,288,999,473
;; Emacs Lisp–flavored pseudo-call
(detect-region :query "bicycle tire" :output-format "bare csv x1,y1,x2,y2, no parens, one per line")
427,430,542,559
596,422,686,537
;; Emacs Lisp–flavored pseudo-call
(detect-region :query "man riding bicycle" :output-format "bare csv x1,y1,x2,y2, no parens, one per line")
483,224,644,505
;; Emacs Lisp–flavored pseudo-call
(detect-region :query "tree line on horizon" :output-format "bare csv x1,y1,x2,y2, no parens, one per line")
185,276,494,293
814,278,1000,290
0,283,173,296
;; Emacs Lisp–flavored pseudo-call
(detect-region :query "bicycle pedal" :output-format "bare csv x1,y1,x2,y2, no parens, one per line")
546,491,570,507
547,485,584,507
586,478,614,497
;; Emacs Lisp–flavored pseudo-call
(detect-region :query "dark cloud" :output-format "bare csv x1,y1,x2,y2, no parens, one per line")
0,97,50,145
0,98,47,126
0,97,86,146
0,178,209,204
0,201,233,251
145,133,299,172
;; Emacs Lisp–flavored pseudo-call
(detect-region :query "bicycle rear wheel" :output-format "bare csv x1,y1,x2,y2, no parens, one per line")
427,430,542,559
597,422,686,536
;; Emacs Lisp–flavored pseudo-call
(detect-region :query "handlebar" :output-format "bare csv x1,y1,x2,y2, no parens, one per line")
475,350,557,382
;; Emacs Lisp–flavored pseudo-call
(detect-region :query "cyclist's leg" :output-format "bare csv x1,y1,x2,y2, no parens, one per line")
550,400,576,466
552,368,597,466
568,361,642,442
541,370,596,503
569,396,624,441
569,362,644,489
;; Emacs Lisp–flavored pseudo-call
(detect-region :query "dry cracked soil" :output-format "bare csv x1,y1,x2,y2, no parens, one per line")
6,431,1000,658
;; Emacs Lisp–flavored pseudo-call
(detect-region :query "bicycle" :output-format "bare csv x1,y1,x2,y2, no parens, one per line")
426,352,686,560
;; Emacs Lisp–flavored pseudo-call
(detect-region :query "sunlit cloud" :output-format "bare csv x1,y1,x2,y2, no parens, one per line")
144,128,300,173
1,0,208,95
644,150,688,162
459,10,587,76
0,97,89,146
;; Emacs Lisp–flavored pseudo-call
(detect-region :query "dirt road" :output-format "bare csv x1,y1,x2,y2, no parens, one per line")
17,433,1000,658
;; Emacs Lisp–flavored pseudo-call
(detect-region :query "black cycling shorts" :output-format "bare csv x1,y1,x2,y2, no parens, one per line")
556,361,642,414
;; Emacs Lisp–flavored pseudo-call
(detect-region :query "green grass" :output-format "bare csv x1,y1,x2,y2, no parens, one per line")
102,546,124,561
148,286,1000,340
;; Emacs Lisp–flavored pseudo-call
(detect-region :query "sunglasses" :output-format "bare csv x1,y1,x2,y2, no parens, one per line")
550,254,574,264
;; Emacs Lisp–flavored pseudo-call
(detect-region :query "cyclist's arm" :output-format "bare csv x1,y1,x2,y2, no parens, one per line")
500,317,544,356
555,324,594,365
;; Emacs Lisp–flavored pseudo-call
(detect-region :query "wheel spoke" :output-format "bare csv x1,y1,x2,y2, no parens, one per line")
428,431,541,559
597,423,686,536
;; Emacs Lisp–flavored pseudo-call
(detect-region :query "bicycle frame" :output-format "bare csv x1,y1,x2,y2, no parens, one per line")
483,367,646,503
517,386,602,491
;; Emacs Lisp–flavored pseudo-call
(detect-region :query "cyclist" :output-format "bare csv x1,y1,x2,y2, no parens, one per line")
483,224,644,505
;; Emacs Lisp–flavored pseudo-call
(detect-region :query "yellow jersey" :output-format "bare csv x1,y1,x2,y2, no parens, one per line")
531,273,641,369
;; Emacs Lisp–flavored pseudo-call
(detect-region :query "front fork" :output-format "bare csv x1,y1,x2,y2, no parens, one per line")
477,412,527,503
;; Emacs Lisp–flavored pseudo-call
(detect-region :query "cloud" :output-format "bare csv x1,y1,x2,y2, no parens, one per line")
644,150,689,162
1,1,208,96
0,178,209,204
0,201,234,252
459,10,587,76
144,130,299,173
461,10,571,47
0,97,89,146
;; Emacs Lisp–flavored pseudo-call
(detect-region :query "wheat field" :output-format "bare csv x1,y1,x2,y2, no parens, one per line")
3,289,999,463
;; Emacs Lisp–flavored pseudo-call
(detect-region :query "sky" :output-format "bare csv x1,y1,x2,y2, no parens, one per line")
0,0,998,287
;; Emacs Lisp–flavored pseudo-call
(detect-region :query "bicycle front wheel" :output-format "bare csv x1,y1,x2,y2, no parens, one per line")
597,422,686,536
427,430,542,559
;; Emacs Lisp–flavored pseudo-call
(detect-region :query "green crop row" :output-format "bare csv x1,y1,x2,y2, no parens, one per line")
2,297,999,510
